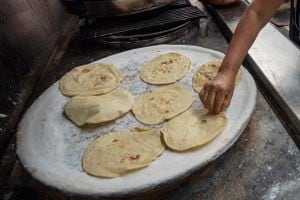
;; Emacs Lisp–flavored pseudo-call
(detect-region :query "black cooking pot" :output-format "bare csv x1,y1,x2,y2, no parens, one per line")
61,0,174,17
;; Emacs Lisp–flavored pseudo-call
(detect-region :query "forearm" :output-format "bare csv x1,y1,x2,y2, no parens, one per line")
220,0,283,76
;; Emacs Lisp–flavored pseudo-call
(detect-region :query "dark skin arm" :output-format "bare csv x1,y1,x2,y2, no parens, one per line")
200,0,283,113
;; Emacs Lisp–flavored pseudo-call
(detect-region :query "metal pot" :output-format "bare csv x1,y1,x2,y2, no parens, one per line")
62,0,175,17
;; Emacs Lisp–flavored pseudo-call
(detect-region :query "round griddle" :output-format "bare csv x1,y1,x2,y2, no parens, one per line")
17,45,257,197
63,0,174,17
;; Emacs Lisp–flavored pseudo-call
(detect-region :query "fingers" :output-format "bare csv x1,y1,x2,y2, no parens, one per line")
205,87,217,113
200,83,234,114
200,84,225,113
214,91,226,113
199,85,209,108
221,90,233,112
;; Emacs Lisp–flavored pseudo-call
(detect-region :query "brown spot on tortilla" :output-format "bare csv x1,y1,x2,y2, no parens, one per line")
101,75,107,81
82,69,90,73
130,155,140,160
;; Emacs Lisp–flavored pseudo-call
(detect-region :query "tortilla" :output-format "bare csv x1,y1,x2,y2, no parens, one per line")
140,53,191,84
132,84,193,125
192,60,242,93
82,128,165,178
60,63,123,96
162,108,228,151
64,88,133,126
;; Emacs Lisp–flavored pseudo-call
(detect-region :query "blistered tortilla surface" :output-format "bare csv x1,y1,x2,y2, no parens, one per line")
60,63,123,96
82,128,165,178
132,84,193,125
192,60,242,93
140,53,191,84
64,88,133,126
162,108,228,151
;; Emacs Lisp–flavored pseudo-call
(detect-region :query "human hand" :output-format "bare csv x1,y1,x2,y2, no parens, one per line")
199,71,235,113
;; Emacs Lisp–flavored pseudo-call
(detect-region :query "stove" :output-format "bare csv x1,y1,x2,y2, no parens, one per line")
77,0,207,48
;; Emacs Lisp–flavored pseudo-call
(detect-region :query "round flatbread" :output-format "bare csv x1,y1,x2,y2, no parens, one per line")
132,84,193,125
162,108,228,151
192,60,242,93
82,128,165,178
140,53,191,84
60,63,123,96
64,88,133,126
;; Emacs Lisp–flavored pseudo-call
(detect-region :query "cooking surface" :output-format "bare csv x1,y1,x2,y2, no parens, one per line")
2,11,300,199
16,45,256,196
80,6,206,39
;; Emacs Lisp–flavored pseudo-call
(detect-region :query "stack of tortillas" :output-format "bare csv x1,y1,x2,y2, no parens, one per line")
58,53,240,178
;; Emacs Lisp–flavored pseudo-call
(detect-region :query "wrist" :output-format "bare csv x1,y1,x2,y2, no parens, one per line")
218,65,236,77
218,59,240,76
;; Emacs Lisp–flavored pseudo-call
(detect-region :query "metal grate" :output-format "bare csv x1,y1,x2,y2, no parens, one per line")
80,6,206,40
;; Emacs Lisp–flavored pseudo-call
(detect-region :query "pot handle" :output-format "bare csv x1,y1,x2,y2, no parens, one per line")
60,0,87,15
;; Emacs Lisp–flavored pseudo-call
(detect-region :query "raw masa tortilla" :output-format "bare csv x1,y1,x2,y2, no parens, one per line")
162,108,228,151
60,63,123,96
132,84,193,125
64,88,133,126
140,53,191,84
192,60,242,93
82,128,165,178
